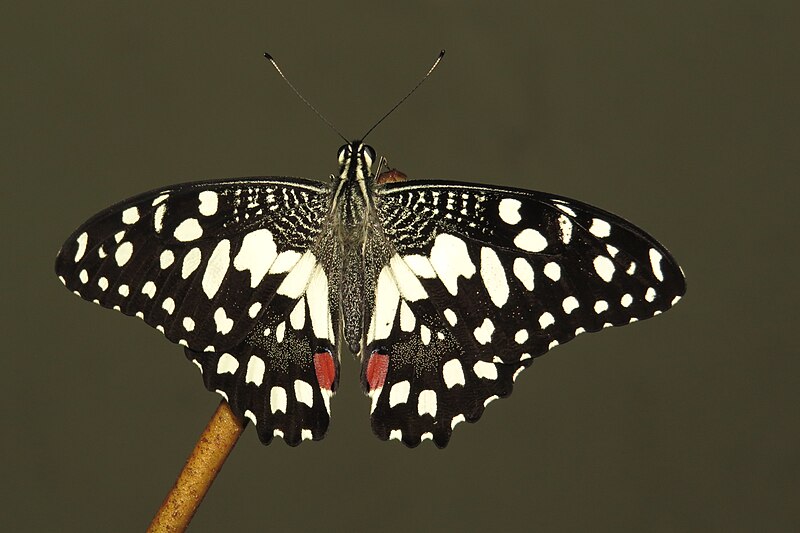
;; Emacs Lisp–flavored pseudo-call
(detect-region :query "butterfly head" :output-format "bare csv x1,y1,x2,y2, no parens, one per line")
337,141,376,182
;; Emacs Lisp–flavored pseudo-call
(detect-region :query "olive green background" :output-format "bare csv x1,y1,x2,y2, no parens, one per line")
2,2,797,532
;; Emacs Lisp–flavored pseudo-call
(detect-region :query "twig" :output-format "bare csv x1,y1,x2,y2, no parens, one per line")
147,400,245,532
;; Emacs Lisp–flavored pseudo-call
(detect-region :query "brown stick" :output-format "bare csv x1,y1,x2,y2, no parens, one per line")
147,400,245,532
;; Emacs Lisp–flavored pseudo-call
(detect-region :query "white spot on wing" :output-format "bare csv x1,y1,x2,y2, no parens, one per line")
152,193,169,206
399,300,415,332
174,218,203,242
513,257,534,291
374,265,400,341
160,250,174,269
451,414,466,429
473,361,498,380
543,261,561,281
538,311,555,329
555,203,577,217
306,266,331,341
442,359,466,389
515,329,529,344
294,379,314,408
198,190,218,216
480,247,509,307
269,250,302,274
594,300,609,313
181,248,202,278
234,229,277,288
276,251,316,298
122,206,140,224
270,386,287,413
589,218,611,238
562,296,579,314
79,269,88,283
429,234,476,295
118,284,129,297
593,255,615,282
202,239,231,298
213,307,233,334
558,214,573,244
402,254,437,278
244,410,257,425
473,318,495,345
513,228,548,252
290,297,306,330
621,293,633,307
248,302,262,318
183,317,195,331
161,297,175,315
154,204,166,233
216,353,239,374
389,381,410,407
75,232,88,261
389,255,428,302
420,324,431,345
245,356,265,386
98,277,108,291
417,389,437,417
498,198,522,225
649,248,664,281
443,308,457,326
141,281,156,298
115,241,133,267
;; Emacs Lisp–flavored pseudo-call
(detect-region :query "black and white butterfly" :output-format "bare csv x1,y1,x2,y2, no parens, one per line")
56,138,685,448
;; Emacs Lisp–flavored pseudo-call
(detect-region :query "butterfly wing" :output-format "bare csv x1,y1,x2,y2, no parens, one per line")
362,181,686,447
55,177,341,445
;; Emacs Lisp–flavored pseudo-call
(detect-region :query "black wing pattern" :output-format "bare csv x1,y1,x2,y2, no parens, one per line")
362,181,686,447
55,178,341,445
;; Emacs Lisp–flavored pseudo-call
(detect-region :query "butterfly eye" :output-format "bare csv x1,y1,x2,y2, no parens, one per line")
337,144,350,165
361,145,376,168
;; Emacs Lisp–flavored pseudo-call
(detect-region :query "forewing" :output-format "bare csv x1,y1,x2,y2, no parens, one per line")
55,177,341,445
362,181,686,447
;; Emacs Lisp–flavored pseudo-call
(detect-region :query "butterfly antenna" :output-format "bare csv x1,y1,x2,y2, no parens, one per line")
264,52,348,143
361,49,445,141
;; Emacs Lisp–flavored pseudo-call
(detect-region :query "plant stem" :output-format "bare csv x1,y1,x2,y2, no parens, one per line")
147,400,244,532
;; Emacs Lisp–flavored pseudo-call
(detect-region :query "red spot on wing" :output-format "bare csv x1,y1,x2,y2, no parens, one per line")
313,350,336,391
366,351,389,391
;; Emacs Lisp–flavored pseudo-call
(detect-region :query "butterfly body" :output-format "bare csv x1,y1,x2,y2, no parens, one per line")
57,141,685,448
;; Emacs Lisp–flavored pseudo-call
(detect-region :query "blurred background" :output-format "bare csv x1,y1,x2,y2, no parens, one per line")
2,2,797,531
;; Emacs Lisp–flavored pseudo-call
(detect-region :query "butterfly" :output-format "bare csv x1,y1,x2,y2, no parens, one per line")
55,135,686,448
